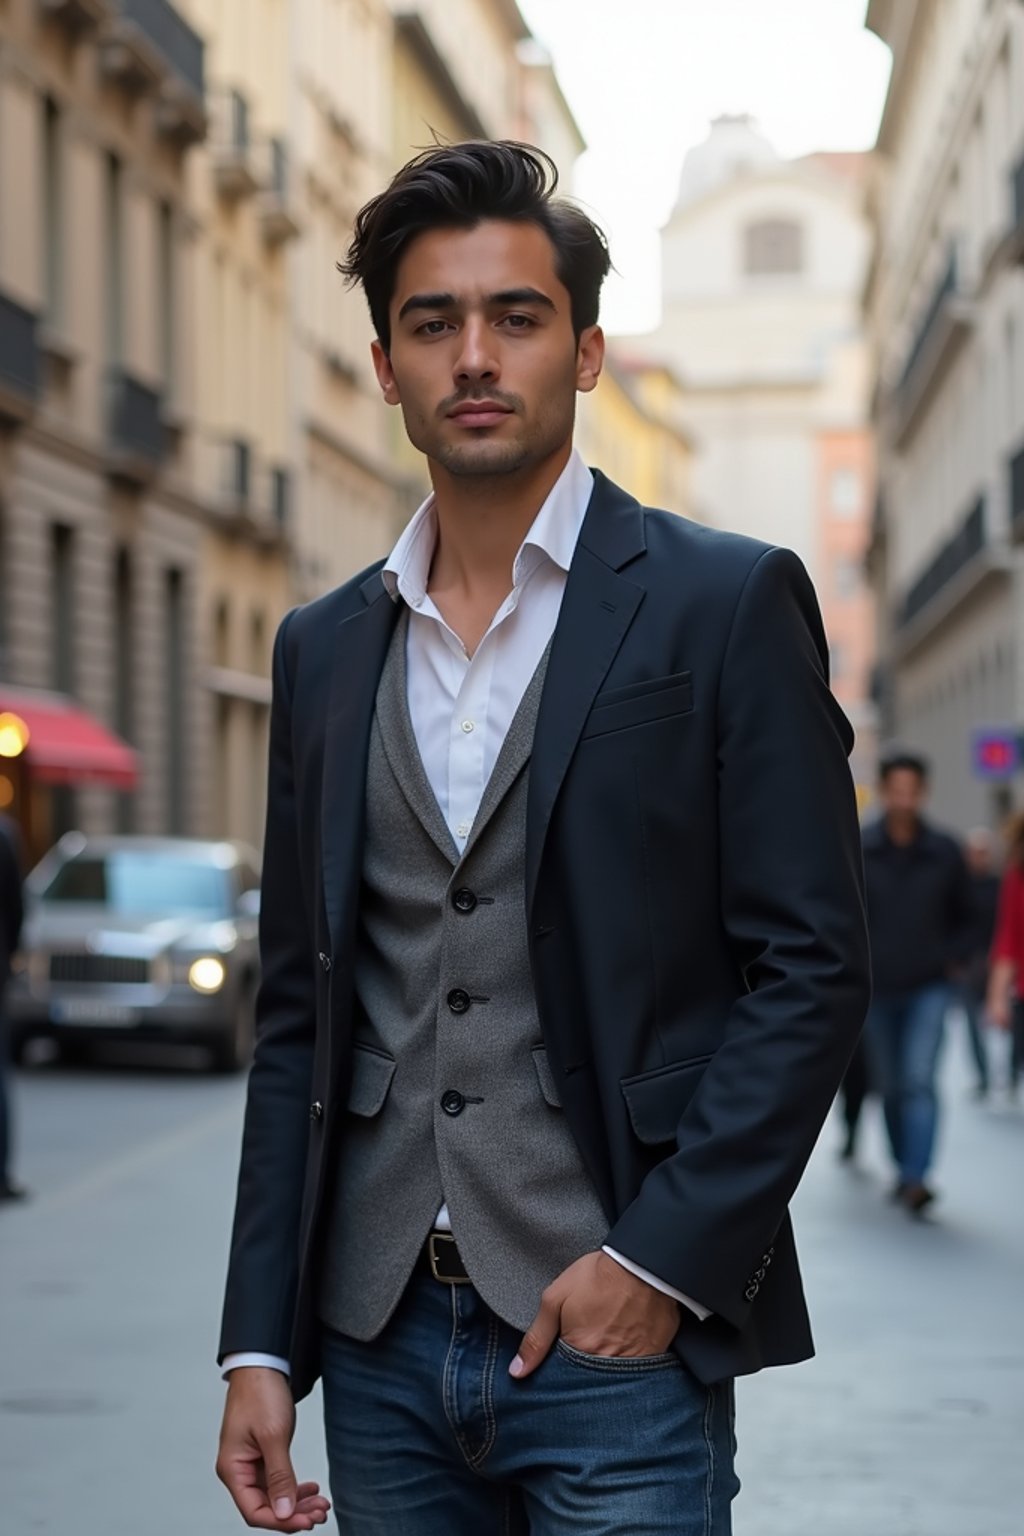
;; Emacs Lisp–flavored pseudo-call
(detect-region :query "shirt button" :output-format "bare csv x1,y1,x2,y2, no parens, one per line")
461,719,475,733
412,596,423,608
452,888,478,914
440,1089,465,1117
447,988,471,1015
456,824,470,839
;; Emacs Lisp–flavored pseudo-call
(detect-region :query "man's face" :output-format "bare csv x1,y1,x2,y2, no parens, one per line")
372,219,603,479
880,767,927,821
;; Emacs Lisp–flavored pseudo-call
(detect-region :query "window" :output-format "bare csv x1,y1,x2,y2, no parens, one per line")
166,568,185,833
115,548,136,832
43,98,62,327
158,201,175,392
829,467,861,519
743,218,803,276
51,524,74,692
105,153,123,365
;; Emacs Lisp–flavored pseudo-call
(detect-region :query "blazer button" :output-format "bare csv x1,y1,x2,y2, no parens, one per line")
318,952,332,973
440,1089,465,1117
452,888,478,914
447,988,471,1015
309,1101,324,1122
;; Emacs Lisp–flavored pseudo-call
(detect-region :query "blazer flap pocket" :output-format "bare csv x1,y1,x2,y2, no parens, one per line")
582,673,693,740
346,1044,397,1117
620,1054,712,1144
532,1045,562,1108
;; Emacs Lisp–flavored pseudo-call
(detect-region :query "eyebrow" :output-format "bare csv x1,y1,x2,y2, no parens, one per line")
397,287,557,322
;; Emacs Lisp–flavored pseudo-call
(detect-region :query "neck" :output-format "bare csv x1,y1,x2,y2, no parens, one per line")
426,443,572,596
885,813,919,846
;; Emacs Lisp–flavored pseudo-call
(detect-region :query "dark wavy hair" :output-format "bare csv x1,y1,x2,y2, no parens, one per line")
338,140,611,353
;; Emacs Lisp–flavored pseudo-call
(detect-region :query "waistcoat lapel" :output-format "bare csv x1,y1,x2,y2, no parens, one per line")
375,609,461,866
461,638,552,861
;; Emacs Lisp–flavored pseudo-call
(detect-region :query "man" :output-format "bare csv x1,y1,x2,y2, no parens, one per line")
861,750,970,1215
216,141,870,1535
0,812,27,1202
952,827,1000,1098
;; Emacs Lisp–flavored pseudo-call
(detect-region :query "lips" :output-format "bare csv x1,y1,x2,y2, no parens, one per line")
448,403,513,428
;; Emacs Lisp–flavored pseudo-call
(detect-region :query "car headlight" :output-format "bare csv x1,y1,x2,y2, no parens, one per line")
188,957,226,994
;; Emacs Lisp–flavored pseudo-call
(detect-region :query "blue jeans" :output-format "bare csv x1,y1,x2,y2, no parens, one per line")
321,1270,738,1534
866,983,949,1184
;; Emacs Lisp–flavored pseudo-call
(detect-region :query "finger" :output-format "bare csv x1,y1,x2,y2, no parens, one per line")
232,1481,326,1531
261,1438,300,1523
510,1290,561,1379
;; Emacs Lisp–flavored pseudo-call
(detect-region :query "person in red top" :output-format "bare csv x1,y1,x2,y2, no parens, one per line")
986,811,1024,1096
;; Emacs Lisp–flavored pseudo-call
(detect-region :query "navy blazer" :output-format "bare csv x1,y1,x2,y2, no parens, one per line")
220,471,871,1396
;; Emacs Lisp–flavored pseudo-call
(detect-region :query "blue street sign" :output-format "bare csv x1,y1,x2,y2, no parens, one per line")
971,729,1020,780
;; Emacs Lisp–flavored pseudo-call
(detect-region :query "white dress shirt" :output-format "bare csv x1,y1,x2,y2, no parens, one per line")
223,450,707,1379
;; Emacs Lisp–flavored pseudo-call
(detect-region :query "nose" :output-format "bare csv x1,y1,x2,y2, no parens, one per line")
453,317,498,387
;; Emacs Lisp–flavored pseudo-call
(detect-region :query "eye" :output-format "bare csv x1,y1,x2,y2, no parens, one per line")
416,319,452,337
501,313,535,330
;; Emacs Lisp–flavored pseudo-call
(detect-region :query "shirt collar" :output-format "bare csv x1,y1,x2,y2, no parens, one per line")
382,448,594,606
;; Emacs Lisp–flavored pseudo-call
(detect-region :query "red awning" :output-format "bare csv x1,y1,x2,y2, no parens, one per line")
0,687,139,790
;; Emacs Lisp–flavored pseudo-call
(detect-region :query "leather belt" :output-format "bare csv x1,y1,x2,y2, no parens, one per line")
421,1231,471,1284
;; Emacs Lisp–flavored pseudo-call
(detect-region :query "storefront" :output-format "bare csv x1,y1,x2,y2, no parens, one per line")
0,687,138,866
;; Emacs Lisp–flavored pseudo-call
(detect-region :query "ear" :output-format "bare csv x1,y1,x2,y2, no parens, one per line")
371,339,401,406
576,325,604,395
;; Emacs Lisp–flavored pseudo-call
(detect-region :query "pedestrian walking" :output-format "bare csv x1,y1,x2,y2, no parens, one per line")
862,750,971,1215
986,812,1024,1099
950,827,1000,1097
215,140,870,1536
0,812,27,1202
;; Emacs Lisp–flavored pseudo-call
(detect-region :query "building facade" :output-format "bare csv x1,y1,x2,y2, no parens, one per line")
645,116,878,791
0,0,208,860
864,0,1024,829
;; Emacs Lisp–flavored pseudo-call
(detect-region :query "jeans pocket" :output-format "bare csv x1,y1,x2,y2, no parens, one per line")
555,1338,681,1373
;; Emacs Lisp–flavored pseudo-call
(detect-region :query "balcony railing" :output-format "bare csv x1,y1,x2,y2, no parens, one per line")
0,292,41,424
889,246,974,446
107,369,165,483
256,137,301,245
1010,443,1024,540
899,495,986,630
210,87,259,199
101,0,204,142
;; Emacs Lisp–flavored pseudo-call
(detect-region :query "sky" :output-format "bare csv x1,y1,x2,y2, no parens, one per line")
516,0,893,334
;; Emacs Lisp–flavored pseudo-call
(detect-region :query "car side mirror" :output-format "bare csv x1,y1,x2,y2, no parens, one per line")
236,889,261,919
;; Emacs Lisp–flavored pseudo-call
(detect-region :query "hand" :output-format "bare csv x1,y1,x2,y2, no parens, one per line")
510,1251,680,1380
216,1367,331,1530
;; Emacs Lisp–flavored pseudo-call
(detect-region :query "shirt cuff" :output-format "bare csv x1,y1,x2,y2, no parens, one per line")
601,1246,712,1321
221,1352,292,1379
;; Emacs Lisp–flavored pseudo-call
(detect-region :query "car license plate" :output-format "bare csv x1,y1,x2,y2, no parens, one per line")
51,999,140,1027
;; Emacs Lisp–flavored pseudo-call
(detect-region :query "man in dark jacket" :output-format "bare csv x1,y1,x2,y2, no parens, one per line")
0,812,26,1202
862,750,971,1214
215,140,871,1536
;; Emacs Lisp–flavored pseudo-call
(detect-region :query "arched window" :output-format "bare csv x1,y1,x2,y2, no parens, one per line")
743,218,804,276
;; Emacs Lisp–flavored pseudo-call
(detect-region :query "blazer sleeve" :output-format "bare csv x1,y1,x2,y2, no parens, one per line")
606,546,872,1330
218,609,317,1363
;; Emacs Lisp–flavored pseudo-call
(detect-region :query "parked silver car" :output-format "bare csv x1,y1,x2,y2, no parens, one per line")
7,834,262,1072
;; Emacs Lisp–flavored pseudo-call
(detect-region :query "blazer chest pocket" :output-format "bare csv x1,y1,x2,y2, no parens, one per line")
346,1043,397,1117
580,672,693,741
620,1054,712,1145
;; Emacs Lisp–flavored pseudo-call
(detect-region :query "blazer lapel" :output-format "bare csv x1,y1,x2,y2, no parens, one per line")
321,572,402,951
525,473,647,917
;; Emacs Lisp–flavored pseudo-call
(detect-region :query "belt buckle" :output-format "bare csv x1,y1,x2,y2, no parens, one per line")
428,1231,470,1284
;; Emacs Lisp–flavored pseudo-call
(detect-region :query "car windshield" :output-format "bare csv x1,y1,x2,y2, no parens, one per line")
39,853,231,916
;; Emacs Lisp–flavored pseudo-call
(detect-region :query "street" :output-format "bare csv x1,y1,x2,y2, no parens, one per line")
1,1030,1021,1536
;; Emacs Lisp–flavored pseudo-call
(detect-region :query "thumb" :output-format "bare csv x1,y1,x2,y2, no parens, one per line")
262,1434,298,1522
510,1288,561,1380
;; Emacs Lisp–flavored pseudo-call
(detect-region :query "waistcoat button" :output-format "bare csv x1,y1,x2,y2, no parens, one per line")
309,1101,323,1122
452,888,477,914
440,1090,465,1116
447,988,471,1014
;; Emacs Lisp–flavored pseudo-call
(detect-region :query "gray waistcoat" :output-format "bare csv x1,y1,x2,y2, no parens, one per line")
318,610,609,1341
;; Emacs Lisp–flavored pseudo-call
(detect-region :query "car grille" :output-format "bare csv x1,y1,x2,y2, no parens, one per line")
48,953,151,985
